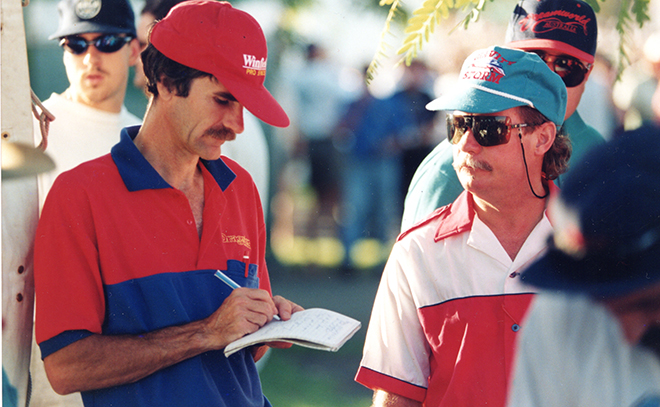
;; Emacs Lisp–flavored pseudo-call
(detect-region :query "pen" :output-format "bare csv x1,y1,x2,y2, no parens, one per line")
214,270,280,320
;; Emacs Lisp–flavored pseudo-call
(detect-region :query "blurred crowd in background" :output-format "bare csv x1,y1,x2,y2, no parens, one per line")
24,0,660,275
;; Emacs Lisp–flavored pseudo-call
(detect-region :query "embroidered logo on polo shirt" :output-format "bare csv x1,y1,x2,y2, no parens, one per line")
243,54,267,77
222,233,251,249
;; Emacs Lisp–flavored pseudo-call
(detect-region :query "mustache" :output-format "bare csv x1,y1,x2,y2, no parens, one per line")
453,156,493,172
205,126,236,140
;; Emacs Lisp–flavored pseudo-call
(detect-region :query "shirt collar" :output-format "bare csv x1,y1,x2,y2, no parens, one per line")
111,125,236,192
431,185,558,242
434,191,475,242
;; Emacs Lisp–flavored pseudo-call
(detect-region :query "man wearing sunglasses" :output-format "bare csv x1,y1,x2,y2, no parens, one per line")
401,0,604,230
34,0,141,208
356,46,570,407
33,2,303,407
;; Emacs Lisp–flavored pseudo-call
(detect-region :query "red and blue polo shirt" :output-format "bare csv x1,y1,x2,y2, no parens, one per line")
34,125,272,407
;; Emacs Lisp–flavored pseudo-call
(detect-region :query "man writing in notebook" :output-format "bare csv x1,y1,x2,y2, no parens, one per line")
356,46,571,406
33,2,301,406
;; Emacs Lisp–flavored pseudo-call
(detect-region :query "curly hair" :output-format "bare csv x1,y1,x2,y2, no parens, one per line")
517,106,572,181
141,43,212,98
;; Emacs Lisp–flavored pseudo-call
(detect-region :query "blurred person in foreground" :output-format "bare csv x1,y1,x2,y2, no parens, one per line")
401,0,604,230
34,0,141,207
509,125,660,407
355,45,570,407
33,2,302,406
133,0,271,213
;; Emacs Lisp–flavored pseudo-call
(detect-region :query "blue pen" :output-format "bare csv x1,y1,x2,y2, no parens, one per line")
214,270,280,320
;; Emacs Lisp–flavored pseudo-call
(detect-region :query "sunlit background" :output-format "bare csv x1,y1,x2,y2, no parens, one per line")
23,0,660,405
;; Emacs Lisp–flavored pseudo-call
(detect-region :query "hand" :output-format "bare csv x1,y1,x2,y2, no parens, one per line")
272,295,304,321
265,296,303,350
204,288,279,349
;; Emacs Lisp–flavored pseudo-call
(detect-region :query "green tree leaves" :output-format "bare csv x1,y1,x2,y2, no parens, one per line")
368,0,652,83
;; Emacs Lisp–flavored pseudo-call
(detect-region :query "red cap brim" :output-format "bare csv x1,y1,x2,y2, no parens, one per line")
508,39,595,64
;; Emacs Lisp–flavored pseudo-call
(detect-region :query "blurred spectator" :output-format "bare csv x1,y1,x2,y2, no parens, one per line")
134,0,271,213
133,0,183,93
509,125,660,407
628,32,660,127
291,43,352,234
577,53,624,140
34,0,141,208
388,60,438,202
334,66,411,271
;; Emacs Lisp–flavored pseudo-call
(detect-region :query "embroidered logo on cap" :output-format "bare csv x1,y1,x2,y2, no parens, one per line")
518,10,591,36
243,54,267,77
461,49,514,84
74,0,102,20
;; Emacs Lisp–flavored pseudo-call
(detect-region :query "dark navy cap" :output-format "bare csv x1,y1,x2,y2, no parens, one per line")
521,125,660,299
505,0,597,64
49,0,137,40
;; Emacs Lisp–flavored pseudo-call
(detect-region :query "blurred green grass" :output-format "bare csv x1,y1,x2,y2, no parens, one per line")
260,343,372,407
260,254,382,407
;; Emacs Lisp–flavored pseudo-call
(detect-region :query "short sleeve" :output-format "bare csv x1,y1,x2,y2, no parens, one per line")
34,174,106,353
355,241,430,402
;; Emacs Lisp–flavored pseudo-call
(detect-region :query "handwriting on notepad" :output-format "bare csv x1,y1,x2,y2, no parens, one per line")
224,308,361,357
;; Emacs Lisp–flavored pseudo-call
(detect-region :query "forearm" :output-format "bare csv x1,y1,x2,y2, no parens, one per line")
45,318,217,394
372,390,423,407
44,289,301,395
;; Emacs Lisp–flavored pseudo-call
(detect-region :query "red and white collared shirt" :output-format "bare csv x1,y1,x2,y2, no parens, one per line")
356,191,552,407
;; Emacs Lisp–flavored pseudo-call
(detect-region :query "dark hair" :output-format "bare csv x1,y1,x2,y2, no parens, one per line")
141,43,212,97
141,0,185,20
517,106,571,181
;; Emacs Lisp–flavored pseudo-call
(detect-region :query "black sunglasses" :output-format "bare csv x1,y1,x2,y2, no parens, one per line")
447,115,531,147
60,34,133,55
530,50,592,88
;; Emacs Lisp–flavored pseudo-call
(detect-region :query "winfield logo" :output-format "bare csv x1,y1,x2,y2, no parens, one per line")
243,54,267,77
518,10,590,36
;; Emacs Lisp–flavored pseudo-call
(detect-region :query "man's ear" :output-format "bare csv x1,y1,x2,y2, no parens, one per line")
128,38,141,67
534,121,556,156
156,79,175,101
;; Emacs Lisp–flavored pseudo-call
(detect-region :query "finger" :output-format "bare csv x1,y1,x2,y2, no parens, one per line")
230,288,279,317
272,296,303,320
231,288,280,322
266,341,293,349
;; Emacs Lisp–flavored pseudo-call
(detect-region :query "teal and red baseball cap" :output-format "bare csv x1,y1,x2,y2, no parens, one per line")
426,46,566,128
505,0,598,64
150,0,290,128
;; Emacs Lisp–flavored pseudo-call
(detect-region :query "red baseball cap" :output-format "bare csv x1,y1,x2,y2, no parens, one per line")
150,0,290,127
